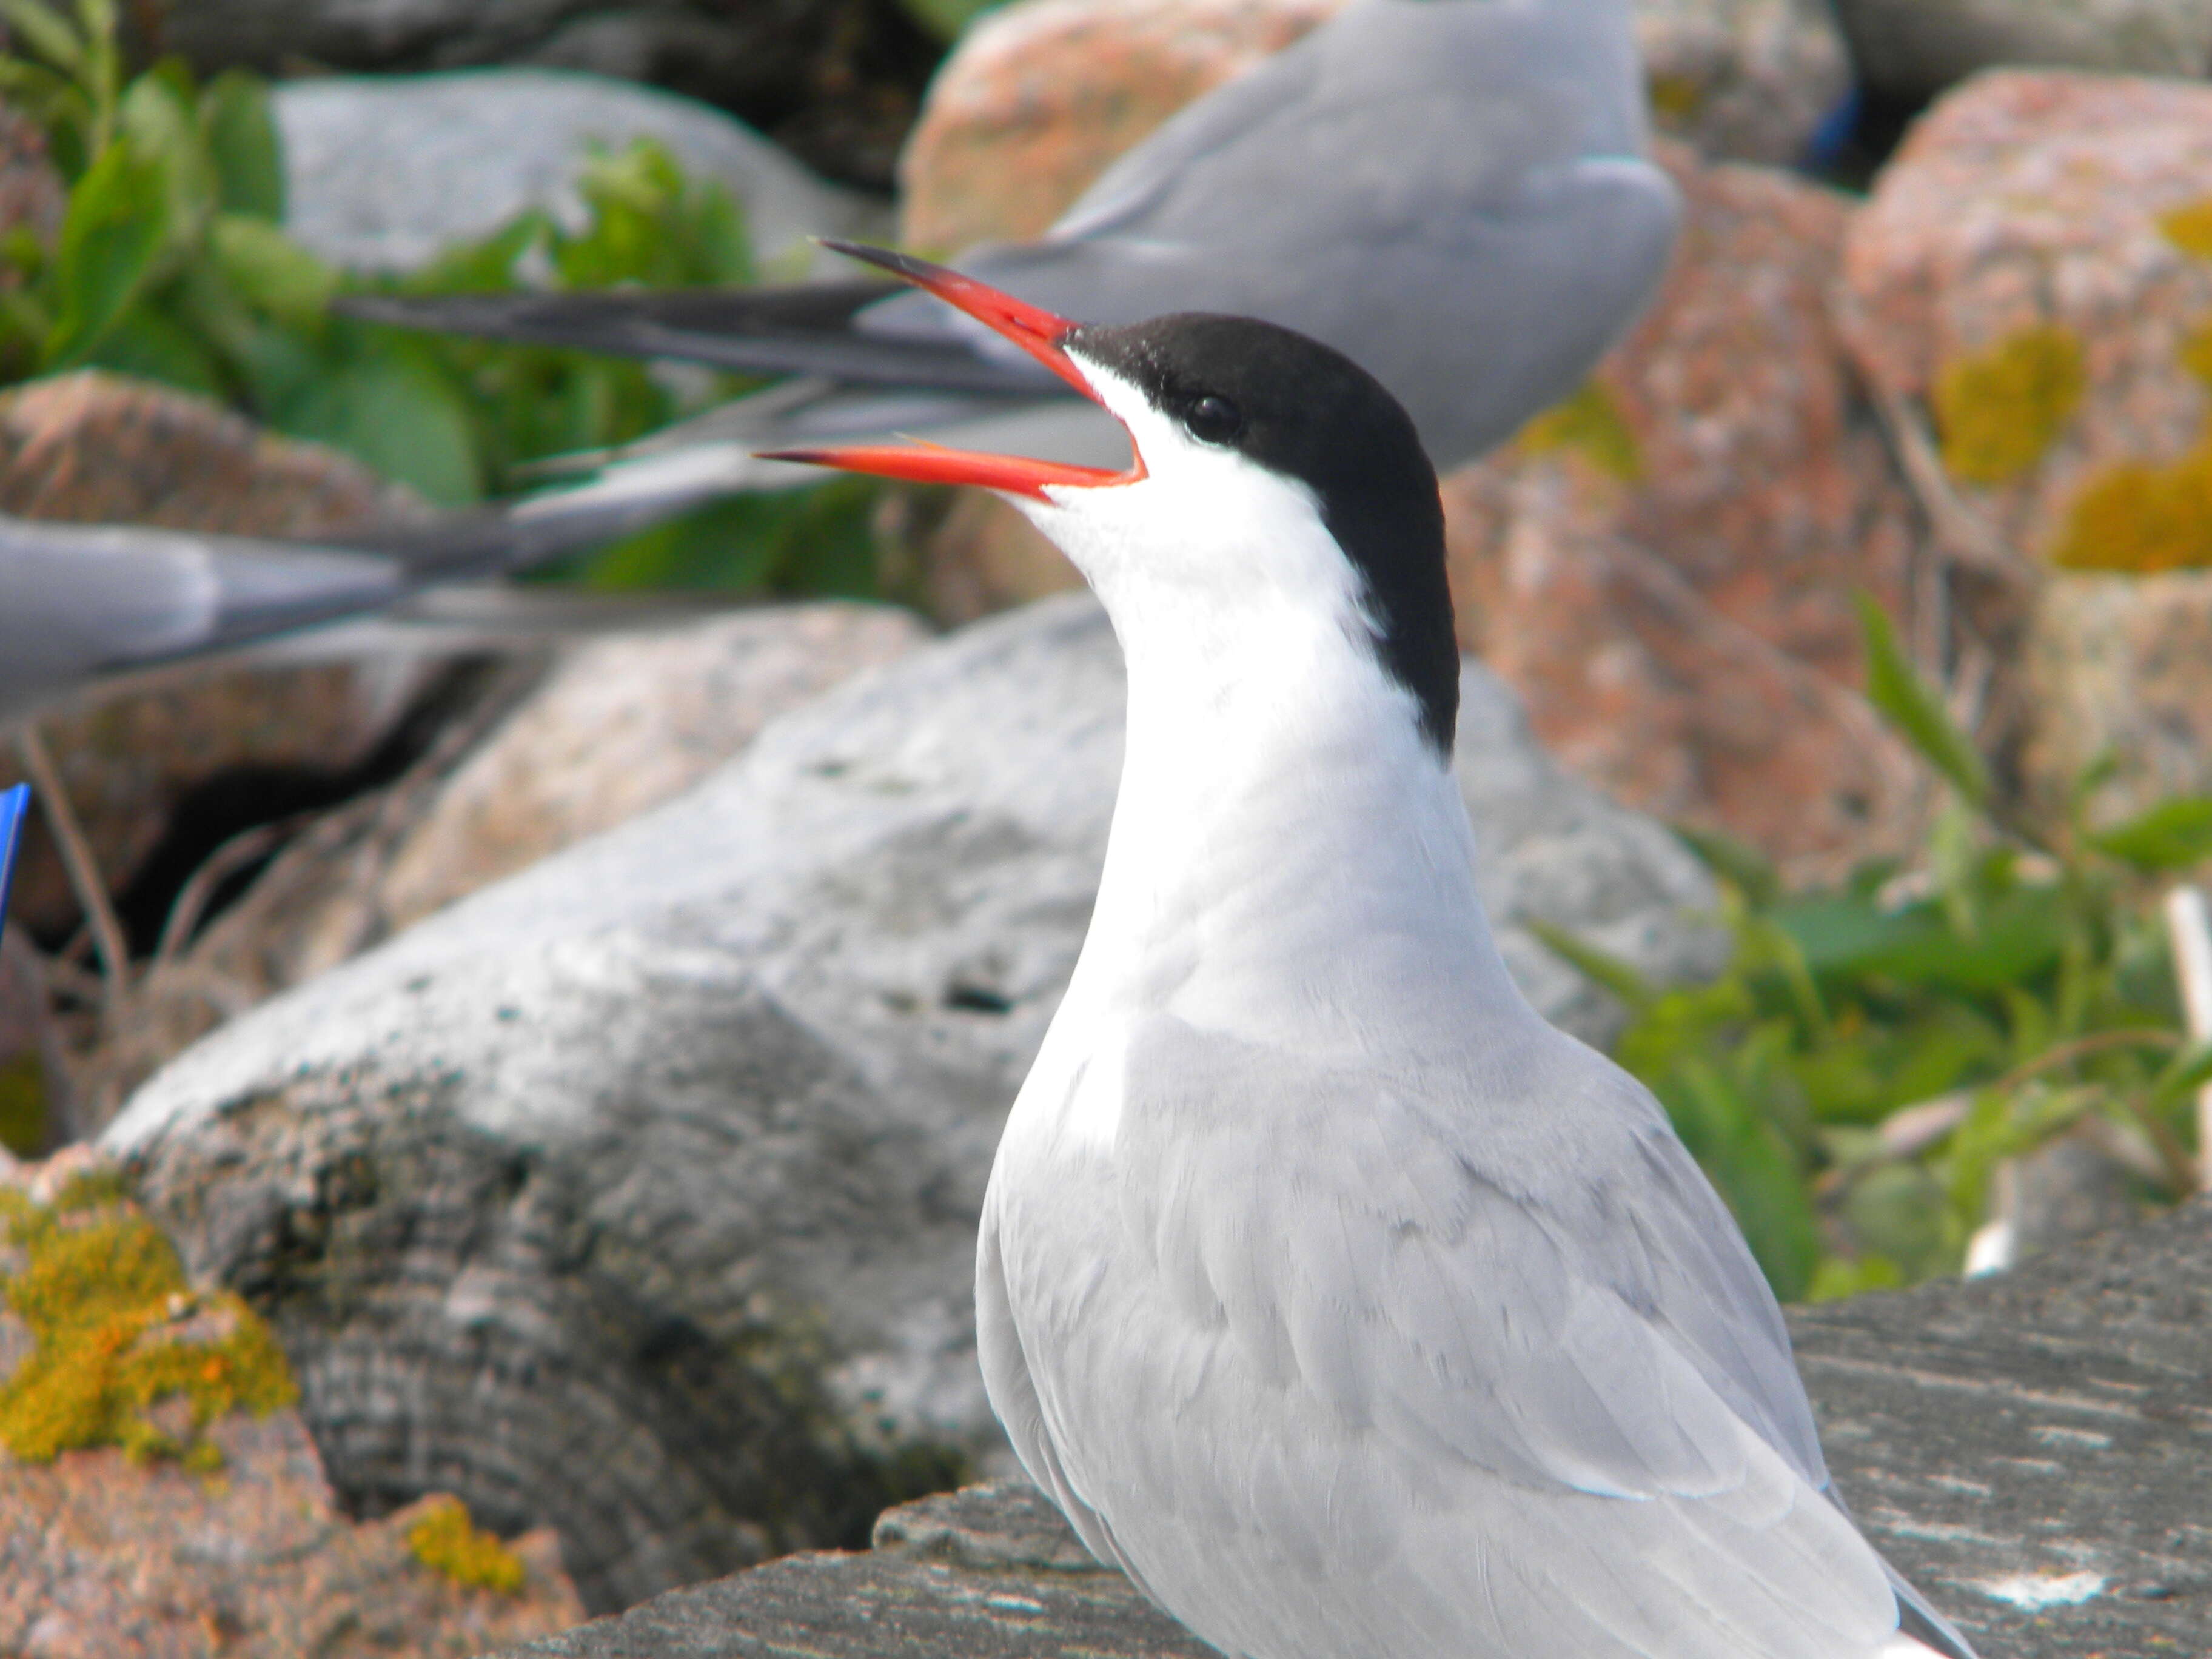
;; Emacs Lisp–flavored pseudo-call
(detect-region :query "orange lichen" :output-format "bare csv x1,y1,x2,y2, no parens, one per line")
1932,324,2085,486
407,1495,528,1595
0,1184,295,1466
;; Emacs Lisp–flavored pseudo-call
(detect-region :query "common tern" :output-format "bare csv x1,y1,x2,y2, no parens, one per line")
769,245,1979,1659
343,0,1678,488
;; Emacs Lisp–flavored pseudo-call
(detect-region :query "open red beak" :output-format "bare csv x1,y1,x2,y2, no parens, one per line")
754,241,1139,498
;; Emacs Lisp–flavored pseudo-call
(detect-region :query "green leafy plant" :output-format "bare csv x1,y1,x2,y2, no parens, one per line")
0,0,882,595
1542,599,2208,1303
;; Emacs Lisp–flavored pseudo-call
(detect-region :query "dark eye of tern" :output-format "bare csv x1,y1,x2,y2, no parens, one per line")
1183,394,1242,445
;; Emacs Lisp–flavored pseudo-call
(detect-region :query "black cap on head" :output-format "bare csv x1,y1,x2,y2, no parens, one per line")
1066,313,1459,756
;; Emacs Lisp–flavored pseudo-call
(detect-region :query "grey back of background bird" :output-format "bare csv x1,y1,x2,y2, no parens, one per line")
864,0,1678,469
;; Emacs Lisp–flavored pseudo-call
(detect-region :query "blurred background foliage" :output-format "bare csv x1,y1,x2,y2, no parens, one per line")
1541,601,2212,1303
0,0,883,596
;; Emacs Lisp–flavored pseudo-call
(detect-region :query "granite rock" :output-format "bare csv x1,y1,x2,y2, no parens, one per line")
1841,69,2212,809
273,69,884,276
376,604,930,931
1448,146,1927,883
103,594,1720,1614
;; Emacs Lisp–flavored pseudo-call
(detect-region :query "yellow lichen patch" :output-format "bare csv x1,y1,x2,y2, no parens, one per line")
2159,196,2212,260
1932,324,2086,486
1646,73,1705,122
407,1495,528,1595
2180,320,2212,388
0,1185,296,1465
2053,437,2212,573
1518,380,1643,483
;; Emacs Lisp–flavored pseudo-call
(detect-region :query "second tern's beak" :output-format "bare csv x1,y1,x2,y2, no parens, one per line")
756,241,1141,498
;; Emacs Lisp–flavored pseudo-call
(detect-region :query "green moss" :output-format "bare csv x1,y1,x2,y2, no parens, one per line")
0,1190,297,1465
407,1495,527,1595
1518,379,1643,483
2053,435,2212,573
0,1053,47,1158
1932,324,2086,486
2160,196,2212,260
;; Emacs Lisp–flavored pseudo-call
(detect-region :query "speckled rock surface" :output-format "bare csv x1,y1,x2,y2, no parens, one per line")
102,594,1719,1617
1447,145,1926,885
377,604,929,931
1841,70,2212,809
1635,0,1849,164
0,1410,585,1658
487,1199,2212,1658
2021,568,2212,815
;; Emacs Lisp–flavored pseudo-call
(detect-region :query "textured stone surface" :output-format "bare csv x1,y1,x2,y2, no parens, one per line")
489,1198,2212,1658
2021,568,2212,816
1635,0,1849,165
0,373,431,943
1833,0,2212,103
1842,70,2212,807
148,1,941,190
275,69,884,276
104,594,1719,1615
0,1409,585,1658
378,604,928,930
1448,146,1927,883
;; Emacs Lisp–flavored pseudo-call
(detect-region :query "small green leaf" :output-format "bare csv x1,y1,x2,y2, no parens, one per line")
1854,592,1990,808
209,213,335,328
118,64,213,240
0,0,87,76
2088,797,2212,872
199,70,283,220
2147,1041,2212,1114
81,302,224,395
273,346,483,504
42,135,166,364
1670,823,1780,910
1524,918,1660,1012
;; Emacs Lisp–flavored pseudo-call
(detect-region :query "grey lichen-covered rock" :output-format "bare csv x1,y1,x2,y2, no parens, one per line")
492,1197,2212,1659
1832,0,2212,103
102,595,1719,1615
1635,0,1851,167
273,69,884,275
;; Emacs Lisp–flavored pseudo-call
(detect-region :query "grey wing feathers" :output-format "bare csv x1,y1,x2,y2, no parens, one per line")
0,445,756,714
0,521,402,711
990,1015,1957,1658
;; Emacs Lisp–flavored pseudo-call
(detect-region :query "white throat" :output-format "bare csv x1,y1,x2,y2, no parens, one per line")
1008,364,1529,1075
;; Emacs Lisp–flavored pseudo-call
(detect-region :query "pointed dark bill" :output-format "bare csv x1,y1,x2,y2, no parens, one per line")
756,241,1142,499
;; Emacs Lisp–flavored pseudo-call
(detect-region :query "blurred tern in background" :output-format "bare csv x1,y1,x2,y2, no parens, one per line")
0,451,755,722
343,0,1680,489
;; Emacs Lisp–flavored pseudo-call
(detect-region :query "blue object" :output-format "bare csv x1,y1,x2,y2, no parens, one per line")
0,783,27,948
